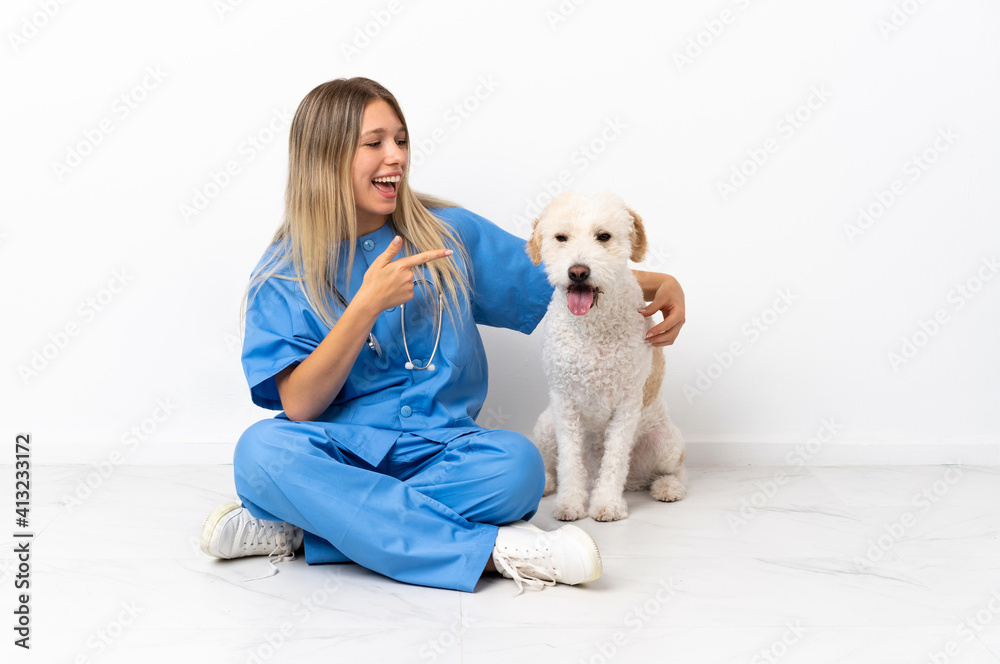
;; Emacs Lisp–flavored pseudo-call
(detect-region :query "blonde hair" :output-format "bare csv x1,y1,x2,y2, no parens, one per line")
243,77,471,331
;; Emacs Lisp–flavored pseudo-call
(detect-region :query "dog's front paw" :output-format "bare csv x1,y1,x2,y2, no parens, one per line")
552,500,587,521
589,496,628,522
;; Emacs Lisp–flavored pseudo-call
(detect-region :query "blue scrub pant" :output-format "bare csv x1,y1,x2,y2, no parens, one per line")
233,419,546,592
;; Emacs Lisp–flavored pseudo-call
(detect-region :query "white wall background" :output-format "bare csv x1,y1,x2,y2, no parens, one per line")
4,0,999,464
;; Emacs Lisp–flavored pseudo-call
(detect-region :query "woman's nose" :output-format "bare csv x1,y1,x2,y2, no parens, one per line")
385,141,406,165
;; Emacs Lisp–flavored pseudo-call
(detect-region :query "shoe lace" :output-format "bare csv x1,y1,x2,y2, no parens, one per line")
242,521,296,582
493,550,557,596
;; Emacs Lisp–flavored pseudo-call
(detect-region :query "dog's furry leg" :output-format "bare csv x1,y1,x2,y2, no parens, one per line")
588,402,642,521
551,395,589,521
629,409,688,502
648,419,688,502
532,407,558,496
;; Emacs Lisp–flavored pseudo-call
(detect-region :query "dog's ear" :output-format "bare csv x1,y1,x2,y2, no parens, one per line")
527,217,543,265
627,207,647,263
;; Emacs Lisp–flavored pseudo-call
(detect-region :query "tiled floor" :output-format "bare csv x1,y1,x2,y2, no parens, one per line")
3,464,1000,663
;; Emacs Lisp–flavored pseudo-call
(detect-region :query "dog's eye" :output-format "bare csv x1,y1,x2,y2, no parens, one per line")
596,232,612,242
555,234,568,242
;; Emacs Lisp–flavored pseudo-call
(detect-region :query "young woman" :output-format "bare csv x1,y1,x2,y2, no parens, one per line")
200,77,686,594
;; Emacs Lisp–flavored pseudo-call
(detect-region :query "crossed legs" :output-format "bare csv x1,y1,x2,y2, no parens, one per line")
232,419,545,592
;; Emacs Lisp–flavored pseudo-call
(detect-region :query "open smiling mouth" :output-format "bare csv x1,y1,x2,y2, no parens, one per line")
566,284,601,316
372,174,401,197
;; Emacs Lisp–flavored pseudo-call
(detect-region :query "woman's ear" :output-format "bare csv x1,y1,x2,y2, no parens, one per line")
527,218,543,265
628,207,647,263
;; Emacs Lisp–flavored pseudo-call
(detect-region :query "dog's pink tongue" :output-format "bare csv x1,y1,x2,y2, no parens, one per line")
567,286,594,316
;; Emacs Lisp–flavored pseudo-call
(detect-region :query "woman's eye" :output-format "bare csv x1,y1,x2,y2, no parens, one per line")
397,139,408,146
366,141,380,148
597,233,611,242
555,235,568,242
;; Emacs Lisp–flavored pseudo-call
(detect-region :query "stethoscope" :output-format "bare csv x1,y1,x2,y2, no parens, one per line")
332,278,443,371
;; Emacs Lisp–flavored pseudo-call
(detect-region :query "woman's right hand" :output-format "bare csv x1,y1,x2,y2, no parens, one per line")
276,237,452,422
357,236,453,311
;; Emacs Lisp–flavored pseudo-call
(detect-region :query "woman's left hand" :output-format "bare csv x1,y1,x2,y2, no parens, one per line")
636,272,686,347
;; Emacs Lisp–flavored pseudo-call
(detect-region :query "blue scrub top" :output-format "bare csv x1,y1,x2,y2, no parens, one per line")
241,206,554,467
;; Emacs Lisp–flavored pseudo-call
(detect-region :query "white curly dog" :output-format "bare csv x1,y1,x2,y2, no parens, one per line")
527,191,687,522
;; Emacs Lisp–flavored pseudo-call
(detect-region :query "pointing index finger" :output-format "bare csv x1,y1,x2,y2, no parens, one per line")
394,248,454,269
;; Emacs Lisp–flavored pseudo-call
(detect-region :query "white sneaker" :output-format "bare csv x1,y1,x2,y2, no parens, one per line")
492,520,602,595
200,502,304,579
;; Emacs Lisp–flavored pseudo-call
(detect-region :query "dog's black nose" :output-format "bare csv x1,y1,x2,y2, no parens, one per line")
568,264,590,283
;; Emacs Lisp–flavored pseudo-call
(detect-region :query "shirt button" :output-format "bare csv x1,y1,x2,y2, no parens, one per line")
400,405,412,418
362,239,375,252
